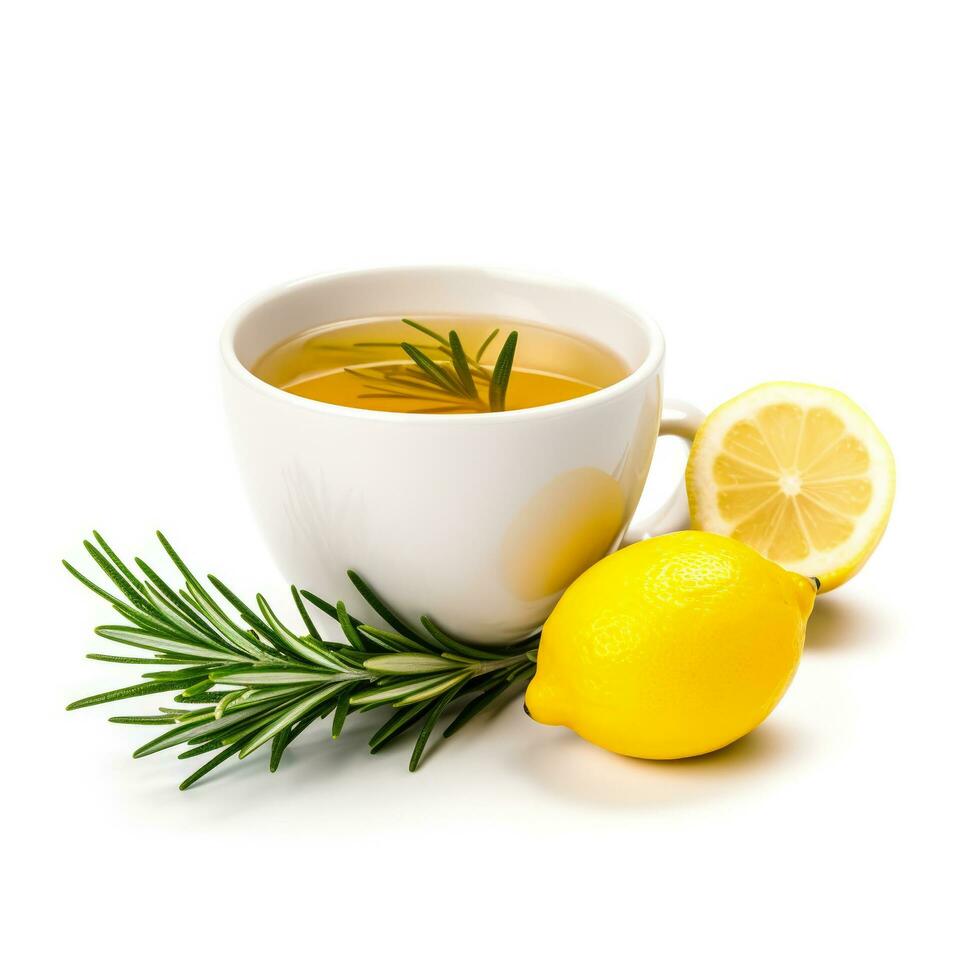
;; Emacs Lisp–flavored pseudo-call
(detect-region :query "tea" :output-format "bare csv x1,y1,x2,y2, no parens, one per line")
251,315,628,414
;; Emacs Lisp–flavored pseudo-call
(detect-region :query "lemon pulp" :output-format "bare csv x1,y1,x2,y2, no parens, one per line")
686,383,895,591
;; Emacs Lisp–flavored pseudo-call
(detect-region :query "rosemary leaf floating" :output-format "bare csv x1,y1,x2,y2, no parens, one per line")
250,315,629,414
489,330,519,412
66,532,539,788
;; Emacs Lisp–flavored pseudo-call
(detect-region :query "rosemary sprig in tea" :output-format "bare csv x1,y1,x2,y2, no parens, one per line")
65,532,538,789
326,318,519,413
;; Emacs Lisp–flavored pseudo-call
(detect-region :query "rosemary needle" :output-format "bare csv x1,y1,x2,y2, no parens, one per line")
489,331,519,412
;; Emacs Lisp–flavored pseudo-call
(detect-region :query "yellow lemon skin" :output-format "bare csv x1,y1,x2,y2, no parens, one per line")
525,531,815,760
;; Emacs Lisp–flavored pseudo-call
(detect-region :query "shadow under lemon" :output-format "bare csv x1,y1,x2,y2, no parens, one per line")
500,467,627,602
805,591,897,653
513,717,808,809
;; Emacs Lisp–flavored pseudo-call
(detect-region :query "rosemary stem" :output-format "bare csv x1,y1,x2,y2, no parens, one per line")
468,654,529,677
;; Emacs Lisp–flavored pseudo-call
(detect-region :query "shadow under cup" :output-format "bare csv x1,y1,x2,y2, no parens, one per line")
221,267,665,644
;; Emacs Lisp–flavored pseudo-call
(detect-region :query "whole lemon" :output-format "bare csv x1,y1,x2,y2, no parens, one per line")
525,531,816,759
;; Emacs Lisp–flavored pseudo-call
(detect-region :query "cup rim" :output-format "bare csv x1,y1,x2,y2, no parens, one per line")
220,265,665,425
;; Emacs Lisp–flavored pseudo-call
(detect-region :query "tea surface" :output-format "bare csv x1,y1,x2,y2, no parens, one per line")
251,315,628,414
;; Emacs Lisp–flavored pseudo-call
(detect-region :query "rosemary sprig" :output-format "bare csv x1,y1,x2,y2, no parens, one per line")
335,319,518,413
66,532,538,789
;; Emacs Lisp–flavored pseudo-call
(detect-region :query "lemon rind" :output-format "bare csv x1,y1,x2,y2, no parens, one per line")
686,382,895,591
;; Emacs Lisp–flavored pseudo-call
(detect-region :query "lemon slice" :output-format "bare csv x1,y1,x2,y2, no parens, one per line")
686,383,895,591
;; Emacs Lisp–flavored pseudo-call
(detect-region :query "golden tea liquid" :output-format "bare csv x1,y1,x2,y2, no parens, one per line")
251,315,629,414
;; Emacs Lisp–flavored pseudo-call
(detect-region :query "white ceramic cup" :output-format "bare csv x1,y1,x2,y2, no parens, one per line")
221,267,703,643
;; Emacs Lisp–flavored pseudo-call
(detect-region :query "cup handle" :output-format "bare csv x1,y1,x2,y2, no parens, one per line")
622,398,706,546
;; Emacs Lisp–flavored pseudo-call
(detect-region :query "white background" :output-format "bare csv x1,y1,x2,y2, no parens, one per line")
4,1,977,976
